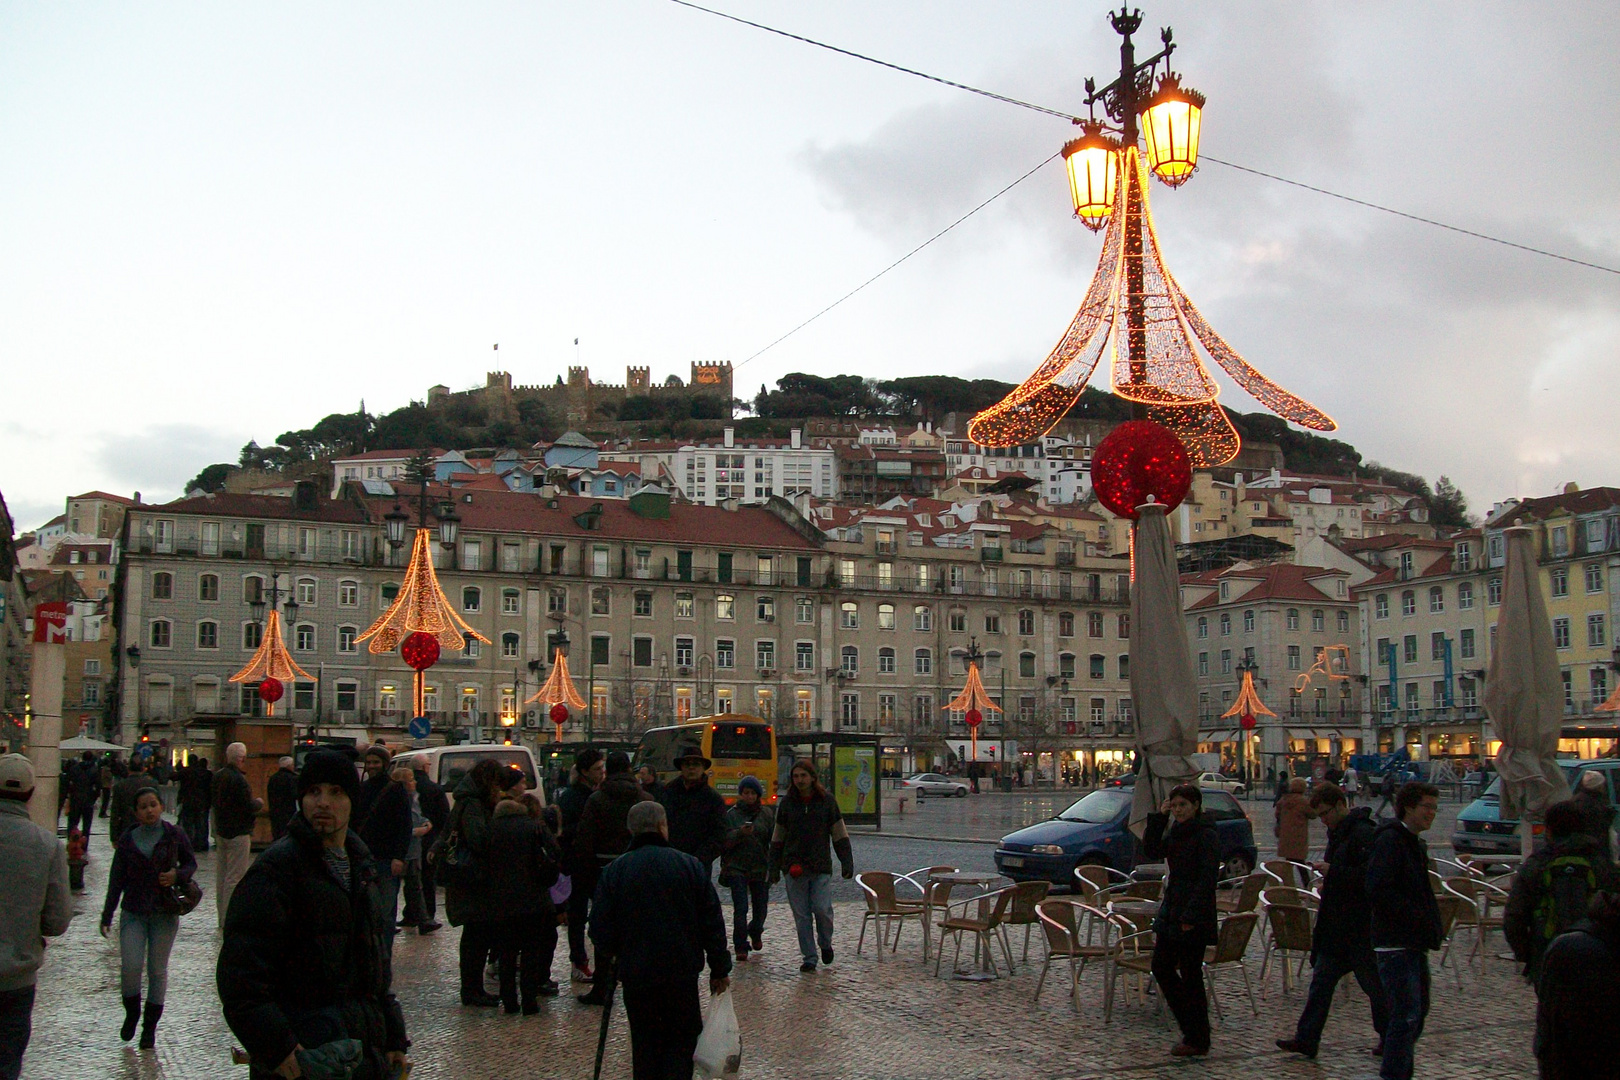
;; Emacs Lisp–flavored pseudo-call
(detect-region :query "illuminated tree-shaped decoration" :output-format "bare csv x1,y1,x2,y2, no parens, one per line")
357,528,490,653
968,146,1336,466
228,610,312,718
1596,684,1620,714
526,647,588,742
1221,667,1277,731
946,661,1002,762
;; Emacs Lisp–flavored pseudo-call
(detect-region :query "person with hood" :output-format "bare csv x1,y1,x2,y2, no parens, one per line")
1367,781,1444,1080
67,751,99,838
266,757,299,841
659,750,728,877
589,800,731,1080
101,785,196,1049
0,755,73,1080
488,792,562,1013
553,748,604,986
443,759,505,1007
217,751,409,1080
573,751,653,1005
408,757,449,929
769,760,853,973
1535,888,1620,1080
212,742,263,929
1142,783,1221,1058
1569,769,1615,858
355,748,412,949
720,775,775,961
177,756,212,853
1274,776,1319,863
1277,782,1389,1059
1505,798,1620,988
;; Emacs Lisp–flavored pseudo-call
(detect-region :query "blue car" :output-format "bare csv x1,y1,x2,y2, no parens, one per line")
1452,761,1617,858
994,787,1258,886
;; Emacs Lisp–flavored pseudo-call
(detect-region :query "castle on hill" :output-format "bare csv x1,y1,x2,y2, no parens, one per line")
428,362,734,427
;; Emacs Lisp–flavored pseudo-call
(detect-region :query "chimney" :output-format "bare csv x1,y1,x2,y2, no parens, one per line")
724,427,735,449
133,491,142,504
294,480,318,512
791,428,802,449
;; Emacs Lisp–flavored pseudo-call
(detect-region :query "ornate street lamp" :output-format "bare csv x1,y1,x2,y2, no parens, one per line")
437,499,461,549
1140,72,1204,187
1062,120,1120,231
384,502,409,550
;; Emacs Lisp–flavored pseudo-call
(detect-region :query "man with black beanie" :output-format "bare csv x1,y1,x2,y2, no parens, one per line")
218,751,408,1080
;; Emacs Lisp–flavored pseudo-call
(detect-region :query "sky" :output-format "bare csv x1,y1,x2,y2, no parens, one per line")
4,1,1618,532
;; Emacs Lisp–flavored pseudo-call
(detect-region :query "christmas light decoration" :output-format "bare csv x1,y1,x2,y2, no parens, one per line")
968,146,1335,465
258,677,284,705
358,528,490,654
947,661,1001,761
528,646,588,741
1221,668,1276,728
1091,420,1192,519
228,609,311,718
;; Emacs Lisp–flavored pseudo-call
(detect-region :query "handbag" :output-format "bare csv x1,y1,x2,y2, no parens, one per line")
428,807,484,890
156,877,203,917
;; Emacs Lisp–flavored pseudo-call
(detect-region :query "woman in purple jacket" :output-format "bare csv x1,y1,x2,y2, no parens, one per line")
100,786,195,1049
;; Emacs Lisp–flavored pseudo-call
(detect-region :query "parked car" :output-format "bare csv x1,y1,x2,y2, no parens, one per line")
1100,774,1136,789
1452,760,1615,858
900,773,970,799
390,744,544,806
1196,771,1246,798
994,786,1258,886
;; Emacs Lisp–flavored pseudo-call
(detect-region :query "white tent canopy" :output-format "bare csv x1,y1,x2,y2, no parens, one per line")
58,735,128,753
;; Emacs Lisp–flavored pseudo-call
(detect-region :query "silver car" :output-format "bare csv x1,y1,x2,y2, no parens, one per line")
901,772,970,798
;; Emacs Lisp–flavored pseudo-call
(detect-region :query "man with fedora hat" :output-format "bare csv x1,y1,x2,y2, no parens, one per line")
0,755,73,1080
658,750,728,880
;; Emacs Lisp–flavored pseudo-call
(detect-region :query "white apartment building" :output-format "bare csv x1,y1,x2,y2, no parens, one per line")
670,428,837,506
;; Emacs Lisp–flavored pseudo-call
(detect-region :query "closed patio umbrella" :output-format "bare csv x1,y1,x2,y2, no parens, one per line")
1129,502,1200,838
1484,525,1569,852
58,734,128,753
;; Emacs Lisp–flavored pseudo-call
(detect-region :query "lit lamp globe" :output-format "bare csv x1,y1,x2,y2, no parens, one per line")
1140,73,1205,187
1061,121,1119,231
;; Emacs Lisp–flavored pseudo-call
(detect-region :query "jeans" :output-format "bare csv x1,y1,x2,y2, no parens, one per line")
1152,936,1210,1051
496,913,558,1006
119,910,180,1005
784,872,834,964
621,980,703,1080
729,880,769,953
1293,948,1389,1053
215,835,253,929
399,858,428,925
1376,949,1430,1080
0,985,35,1080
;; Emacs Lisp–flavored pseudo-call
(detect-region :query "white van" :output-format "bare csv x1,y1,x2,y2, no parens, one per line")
391,744,544,805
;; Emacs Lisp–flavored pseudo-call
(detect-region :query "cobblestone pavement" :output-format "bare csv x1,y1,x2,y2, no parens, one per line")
25,838,1535,1080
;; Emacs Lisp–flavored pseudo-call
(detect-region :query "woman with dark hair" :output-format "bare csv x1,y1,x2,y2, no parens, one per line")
100,786,196,1049
444,759,505,1006
488,792,562,1014
769,760,853,973
1143,782,1221,1058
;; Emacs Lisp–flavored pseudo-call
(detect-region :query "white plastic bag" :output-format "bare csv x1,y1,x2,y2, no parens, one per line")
692,988,741,1080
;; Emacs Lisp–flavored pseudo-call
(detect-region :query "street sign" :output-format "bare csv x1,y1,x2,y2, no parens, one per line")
408,715,432,740
33,602,69,644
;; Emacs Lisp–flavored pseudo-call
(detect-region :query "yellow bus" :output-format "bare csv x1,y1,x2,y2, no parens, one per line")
634,715,778,804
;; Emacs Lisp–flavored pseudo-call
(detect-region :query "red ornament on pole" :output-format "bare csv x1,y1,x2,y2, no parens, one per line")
401,631,441,671
1091,420,1193,520
549,703,569,726
258,677,284,704
1240,711,1257,731
965,708,983,729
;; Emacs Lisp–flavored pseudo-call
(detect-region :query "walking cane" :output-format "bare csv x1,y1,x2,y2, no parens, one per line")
592,965,618,1080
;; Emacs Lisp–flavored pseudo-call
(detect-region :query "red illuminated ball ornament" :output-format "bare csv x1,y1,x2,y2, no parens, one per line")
549,703,569,726
258,677,284,704
1091,420,1193,520
965,708,983,729
1240,711,1257,731
401,631,441,671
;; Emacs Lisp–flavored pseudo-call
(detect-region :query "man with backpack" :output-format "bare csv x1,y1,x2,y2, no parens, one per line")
1505,798,1620,986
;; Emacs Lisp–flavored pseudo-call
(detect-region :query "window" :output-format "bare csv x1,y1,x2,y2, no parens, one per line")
795,641,814,671
590,635,610,666
1089,654,1105,679
841,646,859,676
1117,655,1130,680
984,613,1001,635
1220,649,1232,674
1403,635,1418,663
877,603,896,630
338,625,357,653
1197,652,1208,676
548,587,568,615
1287,645,1301,671
1459,676,1478,708
756,555,773,586
593,546,610,577
878,647,896,674
336,681,358,713
757,596,775,622
1018,651,1036,678
296,577,316,605
1590,613,1607,648
1375,594,1389,619
199,574,219,602
1456,582,1474,610
1117,614,1130,639
1551,567,1569,598
675,637,694,668
675,592,694,619
1376,637,1392,665
796,597,815,624
502,588,521,615
503,632,521,659
715,639,735,669
1059,611,1075,637
1427,587,1444,614
1219,613,1231,636
1018,609,1036,636
914,605,932,632
1432,632,1447,661
1587,563,1605,594
634,637,654,667
294,681,315,711
591,587,612,616
717,552,733,584
1594,668,1611,709
1459,628,1476,660
295,624,315,651
633,549,651,578
1243,609,1255,633
461,540,482,572
841,693,860,727
1090,698,1106,725
243,622,262,649
1551,526,1569,558
877,693,896,723
1554,617,1571,650
1196,616,1208,639
1488,577,1503,605
1286,608,1299,630
502,542,522,573
463,586,482,613
634,591,653,617
949,609,967,633
715,594,735,620
197,621,218,649
150,620,172,648
756,641,775,671
840,602,859,629
914,695,934,727
840,559,856,587
151,572,173,600
1401,591,1416,616
1337,610,1350,632
82,682,101,705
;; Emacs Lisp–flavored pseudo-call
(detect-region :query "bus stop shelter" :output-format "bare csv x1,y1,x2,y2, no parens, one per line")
777,732,882,829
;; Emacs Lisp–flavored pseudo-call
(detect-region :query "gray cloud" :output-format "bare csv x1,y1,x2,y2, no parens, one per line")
94,424,243,502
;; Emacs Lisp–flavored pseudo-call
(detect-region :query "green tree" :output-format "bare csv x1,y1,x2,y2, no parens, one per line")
1430,476,1471,529
186,463,237,494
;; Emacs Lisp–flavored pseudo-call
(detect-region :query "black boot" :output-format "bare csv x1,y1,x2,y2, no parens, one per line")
138,1002,161,1049
120,996,142,1041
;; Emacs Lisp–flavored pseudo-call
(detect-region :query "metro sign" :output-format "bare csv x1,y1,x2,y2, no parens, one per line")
33,602,70,644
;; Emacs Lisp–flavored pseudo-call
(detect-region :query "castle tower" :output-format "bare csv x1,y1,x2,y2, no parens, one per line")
626,365,650,393
568,366,591,389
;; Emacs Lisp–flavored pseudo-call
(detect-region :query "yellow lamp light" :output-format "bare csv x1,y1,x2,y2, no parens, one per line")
1140,73,1205,187
1062,121,1119,231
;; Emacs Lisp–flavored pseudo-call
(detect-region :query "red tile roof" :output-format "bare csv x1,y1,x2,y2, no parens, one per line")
1491,487,1620,526
1183,563,1349,608
332,448,444,462
69,491,136,506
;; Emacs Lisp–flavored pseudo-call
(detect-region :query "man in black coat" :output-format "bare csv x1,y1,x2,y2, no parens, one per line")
1278,782,1388,1059
178,757,212,852
354,748,412,951
1142,783,1221,1058
66,752,99,837
408,758,449,927
1504,798,1620,987
217,752,409,1080
554,748,604,984
265,757,299,841
1535,889,1620,1080
659,752,728,879
1367,781,1443,1080
590,800,731,1080
573,752,653,1005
